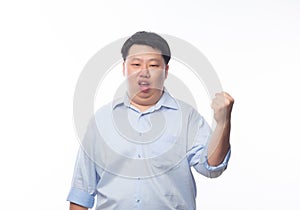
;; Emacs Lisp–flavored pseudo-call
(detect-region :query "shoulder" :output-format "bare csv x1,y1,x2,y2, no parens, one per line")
94,96,127,117
94,101,115,118
174,98,200,116
171,98,208,128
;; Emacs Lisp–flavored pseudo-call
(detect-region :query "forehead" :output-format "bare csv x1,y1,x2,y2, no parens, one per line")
127,44,163,60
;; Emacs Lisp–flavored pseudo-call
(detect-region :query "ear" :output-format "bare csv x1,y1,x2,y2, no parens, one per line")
164,64,169,79
122,62,125,76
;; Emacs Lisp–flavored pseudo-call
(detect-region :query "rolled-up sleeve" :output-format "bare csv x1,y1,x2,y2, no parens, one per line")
67,146,99,208
194,148,231,178
67,118,102,208
67,187,95,208
67,148,99,208
186,109,231,178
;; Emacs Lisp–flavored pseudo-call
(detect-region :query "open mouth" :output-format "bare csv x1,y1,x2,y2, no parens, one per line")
138,81,150,92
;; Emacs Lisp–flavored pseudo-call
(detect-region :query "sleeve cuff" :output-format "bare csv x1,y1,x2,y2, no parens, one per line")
67,187,95,208
204,148,231,178
194,148,231,178
205,148,231,170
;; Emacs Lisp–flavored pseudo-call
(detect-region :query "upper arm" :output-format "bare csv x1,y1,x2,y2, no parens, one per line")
67,118,102,209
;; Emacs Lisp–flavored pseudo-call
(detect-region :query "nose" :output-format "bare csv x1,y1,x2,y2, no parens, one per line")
139,68,150,78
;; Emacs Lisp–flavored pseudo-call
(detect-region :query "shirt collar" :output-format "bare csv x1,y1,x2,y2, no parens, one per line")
112,88,178,111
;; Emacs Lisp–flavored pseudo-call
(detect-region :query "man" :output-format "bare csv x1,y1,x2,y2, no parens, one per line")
67,31,234,210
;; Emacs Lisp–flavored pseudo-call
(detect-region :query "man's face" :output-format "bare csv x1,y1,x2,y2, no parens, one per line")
123,44,169,106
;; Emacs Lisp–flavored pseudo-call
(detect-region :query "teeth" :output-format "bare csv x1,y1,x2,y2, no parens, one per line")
139,82,149,85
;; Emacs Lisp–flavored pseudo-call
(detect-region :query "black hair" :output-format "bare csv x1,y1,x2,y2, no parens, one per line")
121,31,171,64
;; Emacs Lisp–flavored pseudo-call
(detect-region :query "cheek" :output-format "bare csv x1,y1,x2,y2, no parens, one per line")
125,71,139,85
152,70,165,82
124,67,135,77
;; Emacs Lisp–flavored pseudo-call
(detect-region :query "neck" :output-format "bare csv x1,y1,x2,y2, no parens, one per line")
129,90,163,112
130,101,154,112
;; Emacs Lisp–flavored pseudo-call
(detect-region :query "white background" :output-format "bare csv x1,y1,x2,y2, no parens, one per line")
1,0,299,209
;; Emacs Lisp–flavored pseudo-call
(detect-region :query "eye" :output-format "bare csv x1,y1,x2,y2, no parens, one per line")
131,63,141,66
149,65,159,68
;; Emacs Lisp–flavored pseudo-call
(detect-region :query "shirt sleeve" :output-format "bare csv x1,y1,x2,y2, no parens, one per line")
186,109,231,178
67,147,100,208
193,147,231,178
67,119,101,208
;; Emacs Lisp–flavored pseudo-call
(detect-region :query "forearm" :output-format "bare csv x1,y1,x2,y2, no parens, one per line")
70,202,88,210
207,121,231,166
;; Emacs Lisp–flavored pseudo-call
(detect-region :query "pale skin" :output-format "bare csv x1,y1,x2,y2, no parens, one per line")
208,92,234,166
69,44,234,209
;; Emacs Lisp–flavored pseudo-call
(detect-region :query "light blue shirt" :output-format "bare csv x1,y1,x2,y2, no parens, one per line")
67,90,231,210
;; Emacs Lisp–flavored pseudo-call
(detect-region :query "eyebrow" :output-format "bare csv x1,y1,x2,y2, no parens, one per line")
128,57,162,62
129,58,142,62
148,58,161,62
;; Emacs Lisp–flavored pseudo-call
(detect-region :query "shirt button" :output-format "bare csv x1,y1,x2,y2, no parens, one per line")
137,154,141,158
136,199,140,203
